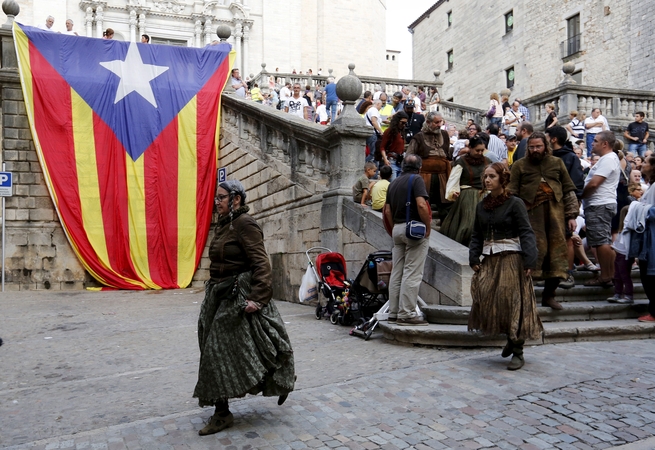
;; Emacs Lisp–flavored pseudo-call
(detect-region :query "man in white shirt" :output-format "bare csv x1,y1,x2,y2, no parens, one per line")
583,108,609,157
503,101,524,136
37,16,55,32
365,99,383,159
284,83,309,120
230,69,247,98
64,19,78,36
278,82,292,110
582,131,620,288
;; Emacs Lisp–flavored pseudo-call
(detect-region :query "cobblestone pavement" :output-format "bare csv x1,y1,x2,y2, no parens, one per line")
1,289,654,450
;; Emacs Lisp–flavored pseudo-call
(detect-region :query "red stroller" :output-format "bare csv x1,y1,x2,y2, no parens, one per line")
304,247,352,325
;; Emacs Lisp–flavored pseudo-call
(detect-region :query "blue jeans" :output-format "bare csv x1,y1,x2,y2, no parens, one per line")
490,117,502,127
629,142,648,157
387,159,402,181
585,133,596,158
326,101,338,122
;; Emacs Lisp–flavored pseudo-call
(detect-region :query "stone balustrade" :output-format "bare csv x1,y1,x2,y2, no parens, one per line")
251,65,444,97
524,83,655,149
438,100,487,129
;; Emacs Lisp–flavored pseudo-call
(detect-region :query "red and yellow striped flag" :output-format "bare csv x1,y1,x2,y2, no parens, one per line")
14,22,233,289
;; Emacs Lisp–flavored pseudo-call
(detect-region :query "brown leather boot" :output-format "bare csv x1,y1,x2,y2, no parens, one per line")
507,339,525,370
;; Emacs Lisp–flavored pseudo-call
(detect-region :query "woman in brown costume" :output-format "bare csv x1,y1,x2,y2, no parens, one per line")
468,163,543,370
194,180,295,435
441,135,490,246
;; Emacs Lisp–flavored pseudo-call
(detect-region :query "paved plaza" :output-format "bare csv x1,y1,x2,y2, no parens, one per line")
1,289,654,450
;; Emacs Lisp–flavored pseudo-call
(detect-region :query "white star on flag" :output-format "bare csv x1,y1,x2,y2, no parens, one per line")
100,42,169,108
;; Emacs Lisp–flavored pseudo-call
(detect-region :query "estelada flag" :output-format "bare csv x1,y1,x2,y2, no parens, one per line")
13,22,234,289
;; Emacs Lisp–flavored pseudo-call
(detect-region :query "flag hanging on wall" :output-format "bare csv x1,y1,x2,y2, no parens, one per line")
13,22,233,289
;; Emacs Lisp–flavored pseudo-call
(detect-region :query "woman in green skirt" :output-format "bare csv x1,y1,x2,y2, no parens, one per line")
194,180,295,435
441,135,489,246
468,163,543,370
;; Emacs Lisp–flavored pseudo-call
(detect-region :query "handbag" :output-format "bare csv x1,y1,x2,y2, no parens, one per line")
485,104,496,119
405,174,427,240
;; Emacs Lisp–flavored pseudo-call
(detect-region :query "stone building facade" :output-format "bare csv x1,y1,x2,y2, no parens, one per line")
1,0,388,79
409,0,654,108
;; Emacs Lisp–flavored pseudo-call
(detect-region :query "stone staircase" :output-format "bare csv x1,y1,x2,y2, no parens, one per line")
379,263,655,346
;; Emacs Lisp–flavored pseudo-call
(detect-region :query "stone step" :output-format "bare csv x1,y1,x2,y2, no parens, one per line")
566,268,641,280
422,300,650,325
533,283,646,302
378,319,655,347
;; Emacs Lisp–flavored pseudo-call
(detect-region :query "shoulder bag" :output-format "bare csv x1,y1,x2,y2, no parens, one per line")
405,174,427,240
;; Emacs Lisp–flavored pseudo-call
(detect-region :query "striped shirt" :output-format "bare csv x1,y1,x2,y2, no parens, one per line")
487,134,508,161
570,118,585,138
519,104,530,121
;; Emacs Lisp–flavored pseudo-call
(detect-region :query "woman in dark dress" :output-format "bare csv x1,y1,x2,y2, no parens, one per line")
194,180,295,436
468,163,543,370
545,103,558,129
441,136,489,246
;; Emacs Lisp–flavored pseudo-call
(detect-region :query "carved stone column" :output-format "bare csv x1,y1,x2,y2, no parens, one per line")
242,25,250,78
194,19,202,47
129,9,137,42
95,5,104,39
138,13,146,40
233,22,243,71
203,18,213,46
85,6,93,37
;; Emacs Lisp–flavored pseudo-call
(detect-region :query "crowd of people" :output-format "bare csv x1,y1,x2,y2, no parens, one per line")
230,69,441,131
35,15,151,42
353,90,653,370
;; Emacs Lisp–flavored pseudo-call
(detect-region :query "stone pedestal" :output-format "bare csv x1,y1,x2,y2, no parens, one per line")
320,64,368,255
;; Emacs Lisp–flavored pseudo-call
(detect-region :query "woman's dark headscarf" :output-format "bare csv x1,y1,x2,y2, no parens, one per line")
218,180,247,225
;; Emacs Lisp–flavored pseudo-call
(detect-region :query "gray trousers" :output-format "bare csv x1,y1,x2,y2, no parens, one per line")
388,224,429,319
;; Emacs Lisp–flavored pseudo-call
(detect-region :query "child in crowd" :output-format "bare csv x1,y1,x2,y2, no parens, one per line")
353,162,377,206
369,165,392,212
609,189,639,305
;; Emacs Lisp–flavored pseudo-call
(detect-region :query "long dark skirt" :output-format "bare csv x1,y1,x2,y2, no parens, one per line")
193,272,295,407
469,252,543,341
441,188,482,247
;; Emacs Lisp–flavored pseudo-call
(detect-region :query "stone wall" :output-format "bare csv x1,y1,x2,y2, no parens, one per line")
411,0,653,108
0,69,91,290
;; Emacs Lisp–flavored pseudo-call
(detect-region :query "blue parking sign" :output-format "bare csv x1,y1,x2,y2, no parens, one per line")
0,172,12,197
217,167,227,183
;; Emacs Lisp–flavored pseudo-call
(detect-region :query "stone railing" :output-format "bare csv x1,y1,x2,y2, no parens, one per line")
250,64,444,97
525,84,655,131
522,65,655,148
438,100,488,130
221,95,333,193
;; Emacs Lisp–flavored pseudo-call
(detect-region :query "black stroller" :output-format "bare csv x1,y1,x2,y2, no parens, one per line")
349,250,392,339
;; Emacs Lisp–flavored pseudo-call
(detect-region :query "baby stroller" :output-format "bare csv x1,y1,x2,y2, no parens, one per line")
351,250,391,319
304,247,353,325
349,250,392,339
